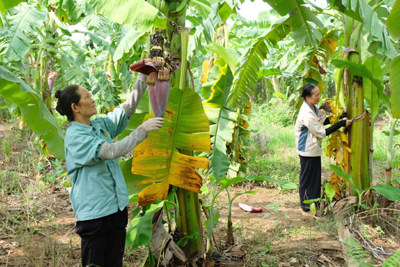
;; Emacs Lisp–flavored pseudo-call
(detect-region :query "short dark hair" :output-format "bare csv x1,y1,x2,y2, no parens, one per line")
55,85,81,122
301,83,317,100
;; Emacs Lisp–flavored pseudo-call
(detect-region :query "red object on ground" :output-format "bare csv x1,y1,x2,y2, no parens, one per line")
238,203,263,213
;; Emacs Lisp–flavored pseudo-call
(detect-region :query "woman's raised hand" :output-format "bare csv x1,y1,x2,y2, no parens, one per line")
346,119,352,127
139,117,164,133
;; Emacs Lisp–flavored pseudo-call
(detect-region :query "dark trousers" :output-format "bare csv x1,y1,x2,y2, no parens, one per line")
299,156,321,211
75,208,128,267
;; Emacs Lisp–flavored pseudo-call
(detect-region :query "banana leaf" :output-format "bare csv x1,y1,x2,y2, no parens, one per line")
330,0,397,58
203,62,237,181
0,0,25,14
87,0,163,32
227,19,290,108
126,201,164,250
331,59,384,91
129,87,210,206
363,56,384,121
113,29,146,61
386,0,400,40
0,66,65,158
49,0,85,24
390,55,400,118
0,6,46,62
264,0,323,47
372,185,400,201
207,43,239,76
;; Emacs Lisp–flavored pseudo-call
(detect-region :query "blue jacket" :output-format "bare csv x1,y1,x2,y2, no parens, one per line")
65,107,130,221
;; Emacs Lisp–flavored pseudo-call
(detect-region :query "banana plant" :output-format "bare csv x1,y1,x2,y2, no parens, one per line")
0,66,65,158
329,0,398,191
86,0,213,260
264,0,399,195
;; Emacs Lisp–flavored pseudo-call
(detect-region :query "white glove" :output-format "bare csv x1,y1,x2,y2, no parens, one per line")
139,117,164,133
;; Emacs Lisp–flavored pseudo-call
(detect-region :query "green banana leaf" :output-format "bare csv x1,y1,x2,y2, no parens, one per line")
87,0,162,32
1,6,46,62
372,185,400,201
126,201,164,250
257,68,282,78
190,0,212,18
227,19,290,108
204,63,237,181
216,1,235,24
129,87,210,206
0,66,65,158
331,59,384,91
387,0,400,40
390,55,400,118
363,56,384,121
113,29,146,62
0,0,25,14
264,0,323,47
207,43,239,76
330,0,397,59
49,0,85,24
200,5,223,43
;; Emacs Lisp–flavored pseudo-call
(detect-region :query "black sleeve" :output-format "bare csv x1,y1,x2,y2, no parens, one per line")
325,120,346,136
323,118,330,125
340,112,347,119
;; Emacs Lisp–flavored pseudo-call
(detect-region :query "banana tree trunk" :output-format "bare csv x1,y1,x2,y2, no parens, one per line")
385,118,398,186
169,18,204,257
343,18,370,191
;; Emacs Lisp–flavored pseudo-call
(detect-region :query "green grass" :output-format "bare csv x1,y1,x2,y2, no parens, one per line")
247,102,299,185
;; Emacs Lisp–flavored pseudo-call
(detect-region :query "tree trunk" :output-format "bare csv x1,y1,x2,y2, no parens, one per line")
170,22,204,258
343,17,370,191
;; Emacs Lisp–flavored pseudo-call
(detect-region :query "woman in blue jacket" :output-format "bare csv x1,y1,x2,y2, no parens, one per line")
295,83,352,213
55,73,163,266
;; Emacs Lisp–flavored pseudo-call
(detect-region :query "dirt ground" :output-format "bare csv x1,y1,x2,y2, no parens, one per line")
0,183,346,267
0,123,399,266
211,186,347,266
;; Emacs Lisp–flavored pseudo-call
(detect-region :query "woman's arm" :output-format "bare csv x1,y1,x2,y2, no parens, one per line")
99,117,163,160
121,73,147,117
325,119,352,136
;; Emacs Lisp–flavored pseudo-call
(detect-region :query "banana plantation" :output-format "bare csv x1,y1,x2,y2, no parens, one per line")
1,0,400,266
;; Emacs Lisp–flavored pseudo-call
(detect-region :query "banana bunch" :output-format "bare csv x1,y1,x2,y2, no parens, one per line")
131,30,180,117
146,0,169,15
146,0,188,17
168,0,188,17
38,12,61,56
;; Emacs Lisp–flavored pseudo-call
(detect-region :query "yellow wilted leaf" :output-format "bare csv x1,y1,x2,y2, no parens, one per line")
321,38,338,59
138,181,169,207
201,59,214,84
240,119,249,129
131,88,210,207
336,150,344,164
344,150,349,166
342,144,352,153
243,101,252,117
305,68,325,93
328,172,344,198
339,131,348,144
326,146,333,157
